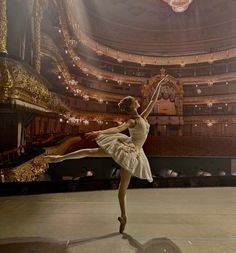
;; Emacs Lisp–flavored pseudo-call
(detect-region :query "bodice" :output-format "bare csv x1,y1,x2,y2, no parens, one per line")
128,116,150,148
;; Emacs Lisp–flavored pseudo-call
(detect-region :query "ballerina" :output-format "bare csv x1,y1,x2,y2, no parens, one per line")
45,75,168,233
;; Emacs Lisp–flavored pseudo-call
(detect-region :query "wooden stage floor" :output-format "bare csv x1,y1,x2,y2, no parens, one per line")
0,187,236,252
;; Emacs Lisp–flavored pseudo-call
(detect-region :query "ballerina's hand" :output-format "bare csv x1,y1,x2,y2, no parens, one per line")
162,75,169,82
44,155,63,163
84,131,101,141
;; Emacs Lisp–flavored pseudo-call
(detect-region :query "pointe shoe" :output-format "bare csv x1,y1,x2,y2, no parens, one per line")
118,216,127,234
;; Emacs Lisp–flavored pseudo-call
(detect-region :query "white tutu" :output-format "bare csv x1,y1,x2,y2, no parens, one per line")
95,116,153,183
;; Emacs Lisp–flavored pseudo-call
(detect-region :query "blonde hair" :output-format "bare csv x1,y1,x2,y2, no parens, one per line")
118,96,134,113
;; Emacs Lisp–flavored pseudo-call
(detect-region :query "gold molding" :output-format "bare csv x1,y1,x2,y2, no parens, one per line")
184,115,236,124
184,94,236,105
0,57,69,114
2,154,48,182
179,72,236,85
0,0,7,53
141,69,184,115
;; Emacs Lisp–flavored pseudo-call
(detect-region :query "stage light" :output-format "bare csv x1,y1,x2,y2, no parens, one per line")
162,0,193,12
196,89,201,94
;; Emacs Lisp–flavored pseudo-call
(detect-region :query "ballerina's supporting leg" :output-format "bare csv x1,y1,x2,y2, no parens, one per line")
45,148,109,163
118,167,132,233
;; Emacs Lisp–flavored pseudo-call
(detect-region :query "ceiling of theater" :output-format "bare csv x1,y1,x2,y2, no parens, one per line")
68,0,236,56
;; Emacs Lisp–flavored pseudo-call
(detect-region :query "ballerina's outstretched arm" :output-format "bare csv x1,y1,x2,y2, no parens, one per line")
85,118,135,138
141,75,168,119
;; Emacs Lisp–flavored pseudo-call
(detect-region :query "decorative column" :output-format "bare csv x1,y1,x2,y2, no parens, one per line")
0,59,13,99
33,0,43,74
0,0,7,54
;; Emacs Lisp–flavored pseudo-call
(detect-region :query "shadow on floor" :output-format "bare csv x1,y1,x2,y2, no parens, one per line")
0,232,182,253
122,233,183,253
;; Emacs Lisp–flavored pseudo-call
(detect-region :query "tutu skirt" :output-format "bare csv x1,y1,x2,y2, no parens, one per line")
95,133,153,182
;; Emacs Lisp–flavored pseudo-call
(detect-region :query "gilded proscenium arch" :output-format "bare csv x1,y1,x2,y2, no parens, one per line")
63,0,236,66
142,71,184,115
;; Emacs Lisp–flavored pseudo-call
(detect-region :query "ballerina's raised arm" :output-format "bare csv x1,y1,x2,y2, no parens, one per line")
140,75,169,119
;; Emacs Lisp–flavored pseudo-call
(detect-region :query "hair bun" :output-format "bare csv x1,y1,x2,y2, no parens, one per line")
118,96,133,113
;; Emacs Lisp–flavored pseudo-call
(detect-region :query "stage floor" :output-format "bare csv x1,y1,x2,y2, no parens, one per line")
0,187,236,253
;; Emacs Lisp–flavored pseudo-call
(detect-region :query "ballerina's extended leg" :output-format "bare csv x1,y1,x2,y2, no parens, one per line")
45,148,109,163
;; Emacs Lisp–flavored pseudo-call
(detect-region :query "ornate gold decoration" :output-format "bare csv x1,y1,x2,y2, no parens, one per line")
184,94,236,105
141,69,184,115
184,115,236,124
2,154,48,182
0,0,7,53
180,72,236,85
0,59,13,99
33,0,48,73
0,57,69,114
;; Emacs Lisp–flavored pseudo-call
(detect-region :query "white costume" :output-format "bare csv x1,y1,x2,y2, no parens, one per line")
96,116,153,182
